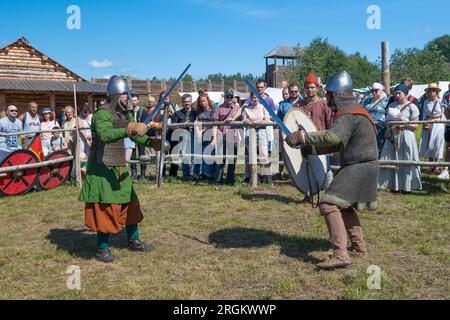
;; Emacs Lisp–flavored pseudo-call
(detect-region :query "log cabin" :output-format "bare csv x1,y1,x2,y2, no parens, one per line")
0,36,106,117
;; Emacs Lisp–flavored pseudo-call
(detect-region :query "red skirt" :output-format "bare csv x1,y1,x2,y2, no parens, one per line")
85,200,144,234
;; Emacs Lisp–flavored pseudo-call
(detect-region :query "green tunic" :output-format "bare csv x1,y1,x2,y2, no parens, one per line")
79,109,152,204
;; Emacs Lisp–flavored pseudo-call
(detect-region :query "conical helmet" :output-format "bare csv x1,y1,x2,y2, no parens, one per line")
107,75,131,98
325,71,353,94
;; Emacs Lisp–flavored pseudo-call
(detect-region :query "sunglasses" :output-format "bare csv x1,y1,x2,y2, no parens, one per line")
225,95,234,99
9,109,18,112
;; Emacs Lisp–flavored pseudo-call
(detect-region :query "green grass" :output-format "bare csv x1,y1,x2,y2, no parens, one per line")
0,174,449,300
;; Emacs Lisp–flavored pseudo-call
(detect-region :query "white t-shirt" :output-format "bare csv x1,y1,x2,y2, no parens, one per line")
243,104,269,122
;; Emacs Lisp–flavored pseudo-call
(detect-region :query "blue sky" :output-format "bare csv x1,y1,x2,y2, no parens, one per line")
0,0,448,80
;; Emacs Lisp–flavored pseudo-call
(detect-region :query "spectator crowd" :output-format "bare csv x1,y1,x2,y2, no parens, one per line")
1,77,449,192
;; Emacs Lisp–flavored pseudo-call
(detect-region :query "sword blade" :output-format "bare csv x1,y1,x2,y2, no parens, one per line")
144,63,192,124
244,80,291,135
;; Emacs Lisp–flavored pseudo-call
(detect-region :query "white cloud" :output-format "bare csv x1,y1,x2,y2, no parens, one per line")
424,26,432,33
102,74,112,79
121,67,131,73
89,59,113,68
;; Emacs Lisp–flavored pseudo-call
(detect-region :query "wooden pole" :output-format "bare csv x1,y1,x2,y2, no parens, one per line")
249,127,258,188
87,94,94,109
0,156,74,174
50,93,56,112
73,84,82,188
382,41,391,94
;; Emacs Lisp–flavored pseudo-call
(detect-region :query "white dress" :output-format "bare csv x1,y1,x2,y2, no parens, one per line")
419,99,446,159
379,102,422,191
78,115,92,159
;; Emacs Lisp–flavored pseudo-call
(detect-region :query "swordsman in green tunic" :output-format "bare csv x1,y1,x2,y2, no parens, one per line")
79,76,161,263
286,71,379,270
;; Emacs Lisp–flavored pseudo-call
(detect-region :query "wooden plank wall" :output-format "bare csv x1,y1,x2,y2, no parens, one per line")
0,43,80,81
92,78,253,97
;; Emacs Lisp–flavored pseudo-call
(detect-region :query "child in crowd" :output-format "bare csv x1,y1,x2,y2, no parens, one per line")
45,126,68,153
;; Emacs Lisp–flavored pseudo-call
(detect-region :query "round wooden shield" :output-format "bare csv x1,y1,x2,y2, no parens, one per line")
37,151,72,190
282,109,327,195
0,150,39,196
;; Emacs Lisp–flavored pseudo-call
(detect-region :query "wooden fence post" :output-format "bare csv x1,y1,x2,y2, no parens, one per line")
382,41,391,94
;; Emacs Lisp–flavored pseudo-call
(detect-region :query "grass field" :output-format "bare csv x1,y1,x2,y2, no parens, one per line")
0,173,449,300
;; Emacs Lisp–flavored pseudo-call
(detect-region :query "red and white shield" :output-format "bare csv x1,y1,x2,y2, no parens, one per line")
37,151,72,190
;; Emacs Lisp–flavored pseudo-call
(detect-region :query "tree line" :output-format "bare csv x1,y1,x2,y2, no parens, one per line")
287,35,450,88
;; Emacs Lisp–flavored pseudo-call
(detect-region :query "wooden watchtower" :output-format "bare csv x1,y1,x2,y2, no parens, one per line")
265,45,304,88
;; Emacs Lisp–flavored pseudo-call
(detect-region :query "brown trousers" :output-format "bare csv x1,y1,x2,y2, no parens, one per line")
319,202,367,258
85,200,144,234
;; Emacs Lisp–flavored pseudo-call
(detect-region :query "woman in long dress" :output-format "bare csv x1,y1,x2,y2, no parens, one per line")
62,106,77,155
379,84,422,192
77,105,93,174
419,83,446,175
77,105,93,158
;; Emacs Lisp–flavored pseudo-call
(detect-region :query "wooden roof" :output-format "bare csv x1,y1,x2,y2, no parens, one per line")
264,45,304,59
0,36,85,82
0,79,106,94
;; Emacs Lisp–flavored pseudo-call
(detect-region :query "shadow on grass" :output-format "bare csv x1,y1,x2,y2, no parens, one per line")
209,227,329,264
46,228,129,260
419,176,450,195
237,191,303,205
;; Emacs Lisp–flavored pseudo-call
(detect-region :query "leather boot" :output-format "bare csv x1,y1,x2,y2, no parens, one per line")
342,207,367,254
128,239,154,252
318,202,351,270
95,249,117,263
316,254,351,270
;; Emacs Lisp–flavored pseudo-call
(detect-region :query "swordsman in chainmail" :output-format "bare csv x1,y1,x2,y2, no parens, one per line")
79,76,161,263
286,71,379,270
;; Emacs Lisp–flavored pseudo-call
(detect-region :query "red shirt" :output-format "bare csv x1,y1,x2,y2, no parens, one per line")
297,98,333,130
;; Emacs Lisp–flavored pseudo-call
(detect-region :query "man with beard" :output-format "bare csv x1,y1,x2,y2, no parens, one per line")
297,73,333,131
286,71,379,270
79,76,161,263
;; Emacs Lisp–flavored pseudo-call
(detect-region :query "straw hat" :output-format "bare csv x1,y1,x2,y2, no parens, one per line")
424,83,441,92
